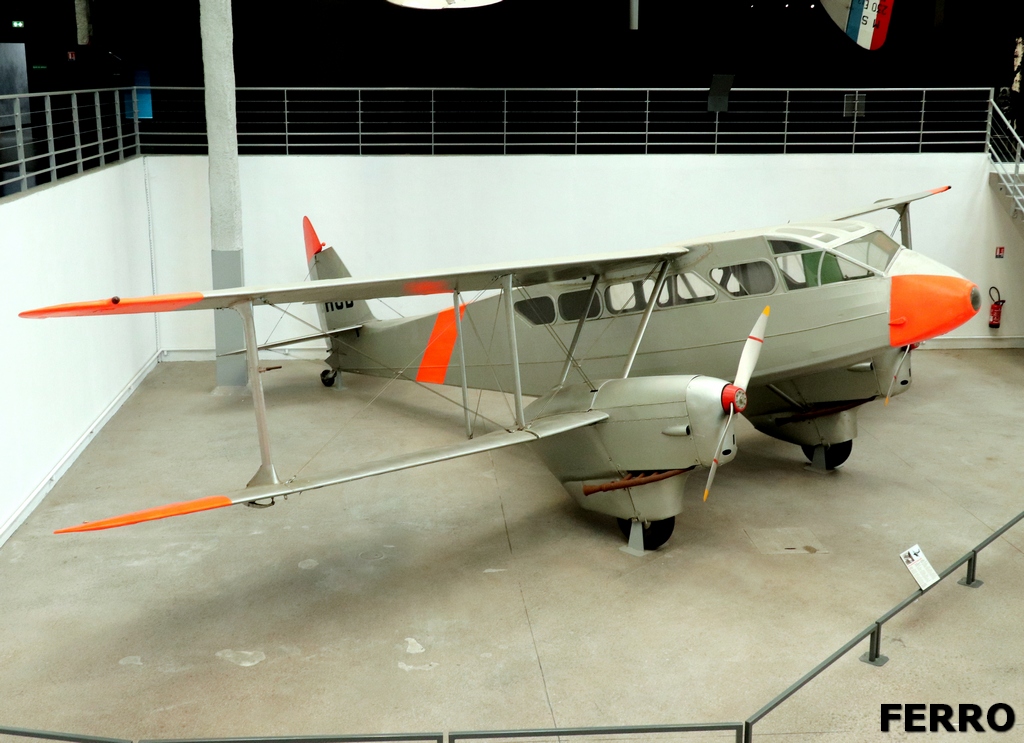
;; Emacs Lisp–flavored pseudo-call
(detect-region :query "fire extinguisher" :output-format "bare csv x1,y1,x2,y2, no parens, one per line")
989,287,1006,329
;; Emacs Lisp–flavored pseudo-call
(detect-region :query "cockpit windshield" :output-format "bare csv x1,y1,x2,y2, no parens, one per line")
832,231,902,272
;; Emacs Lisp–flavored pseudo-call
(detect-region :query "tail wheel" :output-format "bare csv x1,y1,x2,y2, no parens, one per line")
801,440,853,470
616,516,676,550
320,369,337,387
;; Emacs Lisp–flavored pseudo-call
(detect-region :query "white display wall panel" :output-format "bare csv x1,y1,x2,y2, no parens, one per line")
144,152,1024,351
0,158,157,543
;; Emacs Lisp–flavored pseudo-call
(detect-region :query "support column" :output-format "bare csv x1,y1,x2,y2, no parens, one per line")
201,0,247,388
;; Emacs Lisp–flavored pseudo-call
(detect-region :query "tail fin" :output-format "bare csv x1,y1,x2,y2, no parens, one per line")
303,217,377,331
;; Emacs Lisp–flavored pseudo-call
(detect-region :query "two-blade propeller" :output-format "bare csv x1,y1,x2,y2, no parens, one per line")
703,306,770,502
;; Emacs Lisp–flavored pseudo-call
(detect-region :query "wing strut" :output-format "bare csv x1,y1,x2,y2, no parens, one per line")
558,274,601,388
235,301,280,487
502,274,526,429
453,290,473,439
621,261,669,379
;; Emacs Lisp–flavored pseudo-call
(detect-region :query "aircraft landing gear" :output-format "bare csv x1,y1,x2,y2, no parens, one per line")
617,516,675,551
320,369,338,387
801,440,853,470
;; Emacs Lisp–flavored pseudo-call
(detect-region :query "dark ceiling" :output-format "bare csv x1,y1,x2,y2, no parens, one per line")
2,0,1020,93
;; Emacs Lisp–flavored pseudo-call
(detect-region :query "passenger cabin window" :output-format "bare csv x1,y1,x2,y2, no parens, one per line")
769,240,874,291
605,273,717,315
674,273,717,304
558,290,602,322
832,231,901,272
709,261,776,297
514,296,555,325
606,282,643,314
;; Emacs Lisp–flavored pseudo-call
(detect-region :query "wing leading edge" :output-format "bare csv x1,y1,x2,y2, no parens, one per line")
21,247,689,320
54,410,610,533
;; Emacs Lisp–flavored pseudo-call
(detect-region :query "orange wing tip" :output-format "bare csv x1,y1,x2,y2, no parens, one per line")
763,306,771,316
930,186,951,194
54,495,233,534
21,292,204,319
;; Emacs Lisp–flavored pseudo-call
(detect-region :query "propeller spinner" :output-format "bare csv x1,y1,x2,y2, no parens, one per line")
703,306,770,502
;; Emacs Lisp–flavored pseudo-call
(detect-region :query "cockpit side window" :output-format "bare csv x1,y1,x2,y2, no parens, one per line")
770,239,876,291
833,231,901,271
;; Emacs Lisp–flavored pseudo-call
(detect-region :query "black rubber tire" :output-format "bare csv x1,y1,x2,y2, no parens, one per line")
616,516,676,550
801,440,853,470
320,369,337,387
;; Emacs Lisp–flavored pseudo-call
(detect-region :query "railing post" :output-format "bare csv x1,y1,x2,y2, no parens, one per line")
1015,140,1021,178
783,90,789,154
358,88,362,155
958,550,984,588
860,622,888,666
94,90,105,166
984,91,995,155
114,89,124,160
13,96,27,192
44,95,56,179
284,88,289,155
644,88,650,155
430,88,435,155
502,89,507,155
851,89,858,154
574,88,579,154
132,86,141,154
72,92,83,173
918,90,926,153
743,720,753,743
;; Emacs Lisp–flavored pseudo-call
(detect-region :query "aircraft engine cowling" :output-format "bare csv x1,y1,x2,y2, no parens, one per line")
524,375,737,522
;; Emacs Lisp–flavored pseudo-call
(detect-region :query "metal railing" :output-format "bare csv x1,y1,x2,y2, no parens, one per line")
0,88,140,197
2,504,1023,743
987,102,1024,219
141,87,992,156
0,86,995,198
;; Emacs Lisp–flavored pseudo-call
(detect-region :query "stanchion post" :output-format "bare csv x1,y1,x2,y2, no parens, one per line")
958,550,984,588
859,622,889,667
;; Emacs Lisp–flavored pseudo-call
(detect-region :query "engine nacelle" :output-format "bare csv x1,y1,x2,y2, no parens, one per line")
524,375,737,522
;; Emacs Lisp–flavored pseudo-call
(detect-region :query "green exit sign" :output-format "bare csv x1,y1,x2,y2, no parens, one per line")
12,20,25,27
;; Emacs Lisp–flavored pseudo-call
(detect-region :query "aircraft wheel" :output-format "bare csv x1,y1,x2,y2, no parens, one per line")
801,440,853,470
616,516,676,550
320,369,337,387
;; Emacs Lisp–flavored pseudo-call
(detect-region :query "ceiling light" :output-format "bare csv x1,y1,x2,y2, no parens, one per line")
387,0,502,8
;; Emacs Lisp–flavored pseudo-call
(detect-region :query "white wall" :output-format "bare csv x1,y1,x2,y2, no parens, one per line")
148,152,1024,348
1,158,157,541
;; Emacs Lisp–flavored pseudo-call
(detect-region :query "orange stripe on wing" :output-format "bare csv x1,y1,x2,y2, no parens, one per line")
415,305,466,384
21,292,205,319
54,495,233,533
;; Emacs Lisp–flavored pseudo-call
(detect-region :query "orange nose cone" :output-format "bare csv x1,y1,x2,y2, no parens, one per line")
890,275,981,347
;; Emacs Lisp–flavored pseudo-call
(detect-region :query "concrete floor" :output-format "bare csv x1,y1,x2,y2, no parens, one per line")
2,350,1023,742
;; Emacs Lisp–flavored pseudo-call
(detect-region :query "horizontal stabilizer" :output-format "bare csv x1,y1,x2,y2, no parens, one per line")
819,186,950,222
22,246,688,319
55,410,609,533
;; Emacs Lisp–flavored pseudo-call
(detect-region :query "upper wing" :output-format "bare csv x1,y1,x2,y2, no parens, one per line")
21,246,689,319
818,186,950,222
54,410,609,533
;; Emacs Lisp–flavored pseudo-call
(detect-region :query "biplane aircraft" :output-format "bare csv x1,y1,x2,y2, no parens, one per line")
21,186,979,551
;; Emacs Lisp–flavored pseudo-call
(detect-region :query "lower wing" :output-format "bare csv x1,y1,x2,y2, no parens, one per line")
55,410,608,533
